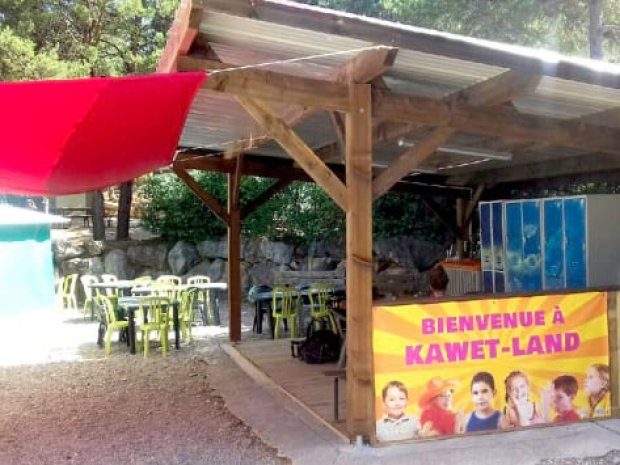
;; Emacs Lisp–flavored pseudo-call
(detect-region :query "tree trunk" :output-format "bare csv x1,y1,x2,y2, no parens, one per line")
116,181,133,240
589,0,604,59
92,190,106,240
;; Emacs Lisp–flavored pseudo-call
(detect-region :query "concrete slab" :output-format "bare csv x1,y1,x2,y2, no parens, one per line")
210,342,620,465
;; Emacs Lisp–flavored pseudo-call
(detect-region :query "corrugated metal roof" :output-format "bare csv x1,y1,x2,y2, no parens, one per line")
177,0,620,183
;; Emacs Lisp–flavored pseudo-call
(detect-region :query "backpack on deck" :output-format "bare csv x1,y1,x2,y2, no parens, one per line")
297,329,341,364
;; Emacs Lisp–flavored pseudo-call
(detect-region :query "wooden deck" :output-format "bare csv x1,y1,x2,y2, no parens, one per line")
233,339,347,437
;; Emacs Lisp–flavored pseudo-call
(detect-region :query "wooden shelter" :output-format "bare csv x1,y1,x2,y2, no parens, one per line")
159,0,620,441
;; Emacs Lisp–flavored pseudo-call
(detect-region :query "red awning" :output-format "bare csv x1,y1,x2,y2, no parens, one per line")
0,72,205,196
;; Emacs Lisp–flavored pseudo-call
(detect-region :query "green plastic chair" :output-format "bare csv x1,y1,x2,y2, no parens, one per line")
137,296,170,358
307,283,337,333
131,276,153,296
100,274,119,297
272,287,299,339
187,275,211,324
99,295,129,356
178,289,197,343
59,274,79,311
80,275,100,319
156,275,182,285
150,281,178,302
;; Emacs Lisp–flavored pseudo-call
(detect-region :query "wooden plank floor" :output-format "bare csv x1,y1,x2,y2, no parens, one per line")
235,339,346,435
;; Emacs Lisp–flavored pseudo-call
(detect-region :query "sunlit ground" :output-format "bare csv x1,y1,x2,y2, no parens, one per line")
0,303,253,367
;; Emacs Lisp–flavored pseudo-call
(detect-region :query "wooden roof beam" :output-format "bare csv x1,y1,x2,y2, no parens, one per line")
372,126,454,200
157,0,202,73
181,48,397,155
236,96,347,210
374,89,620,155
182,63,620,154
175,152,471,198
172,164,229,225
446,70,541,108
454,152,620,185
180,56,349,112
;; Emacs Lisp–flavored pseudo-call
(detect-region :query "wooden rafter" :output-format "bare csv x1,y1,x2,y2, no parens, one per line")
171,164,229,225
180,48,397,154
463,184,485,228
454,151,620,185
375,89,620,155
235,96,347,210
180,56,349,112
157,0,202,73
175,152,471,198
446,70,541,108
332,47,398,83
372,126,454,200
581,106,620,127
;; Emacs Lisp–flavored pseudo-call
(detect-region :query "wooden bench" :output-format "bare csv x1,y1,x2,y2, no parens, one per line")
49,207,93,227
272,270,345,288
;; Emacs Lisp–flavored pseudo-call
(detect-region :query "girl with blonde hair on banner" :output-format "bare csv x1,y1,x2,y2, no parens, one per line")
582,364,610,418
501,370,541,428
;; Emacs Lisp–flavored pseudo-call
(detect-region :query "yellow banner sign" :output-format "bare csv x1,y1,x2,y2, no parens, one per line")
372,292,609,442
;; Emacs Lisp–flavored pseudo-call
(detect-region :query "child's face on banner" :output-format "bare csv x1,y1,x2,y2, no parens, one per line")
508,376,529,403
552,389,573,413
384,387,407,419
471,382,494,411
435,390,452,410
584,367,604,395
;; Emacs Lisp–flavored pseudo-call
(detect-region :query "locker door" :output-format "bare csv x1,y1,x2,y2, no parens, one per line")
504,202,523,291
564,198,587,288
479,203,492,272
543,199,565,289
483,271,494,294
521,200,542,290
491,202,505,292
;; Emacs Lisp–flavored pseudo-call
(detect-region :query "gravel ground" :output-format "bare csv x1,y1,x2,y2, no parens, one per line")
538,450,620,465
0,310,288,465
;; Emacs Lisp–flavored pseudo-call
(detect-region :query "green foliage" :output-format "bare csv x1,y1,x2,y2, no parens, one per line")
139,172,347,243
0,26,86,80
295,0,620,60
374,192,451,243
139,172,449,245
0,0,179,80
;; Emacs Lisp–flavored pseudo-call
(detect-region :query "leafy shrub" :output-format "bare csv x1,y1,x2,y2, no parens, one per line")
139,171,448,245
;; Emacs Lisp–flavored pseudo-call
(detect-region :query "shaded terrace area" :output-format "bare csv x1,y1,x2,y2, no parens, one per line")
160,0,620,441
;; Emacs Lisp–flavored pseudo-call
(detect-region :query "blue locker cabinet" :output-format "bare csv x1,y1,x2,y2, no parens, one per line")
480,201,505,293
480,195,620,293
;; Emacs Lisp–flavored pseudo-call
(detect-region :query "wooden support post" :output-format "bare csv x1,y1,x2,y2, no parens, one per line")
455,198,465,260
228,171,242,343
608,291,620,416
345,83,374,441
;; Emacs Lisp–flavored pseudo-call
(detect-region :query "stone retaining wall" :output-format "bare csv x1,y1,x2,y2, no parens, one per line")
53,234,445,297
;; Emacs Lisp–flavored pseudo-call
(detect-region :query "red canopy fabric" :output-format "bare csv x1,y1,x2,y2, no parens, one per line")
0,72,205,196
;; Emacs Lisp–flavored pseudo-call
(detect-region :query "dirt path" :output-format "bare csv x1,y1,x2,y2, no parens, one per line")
0,312,289,465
